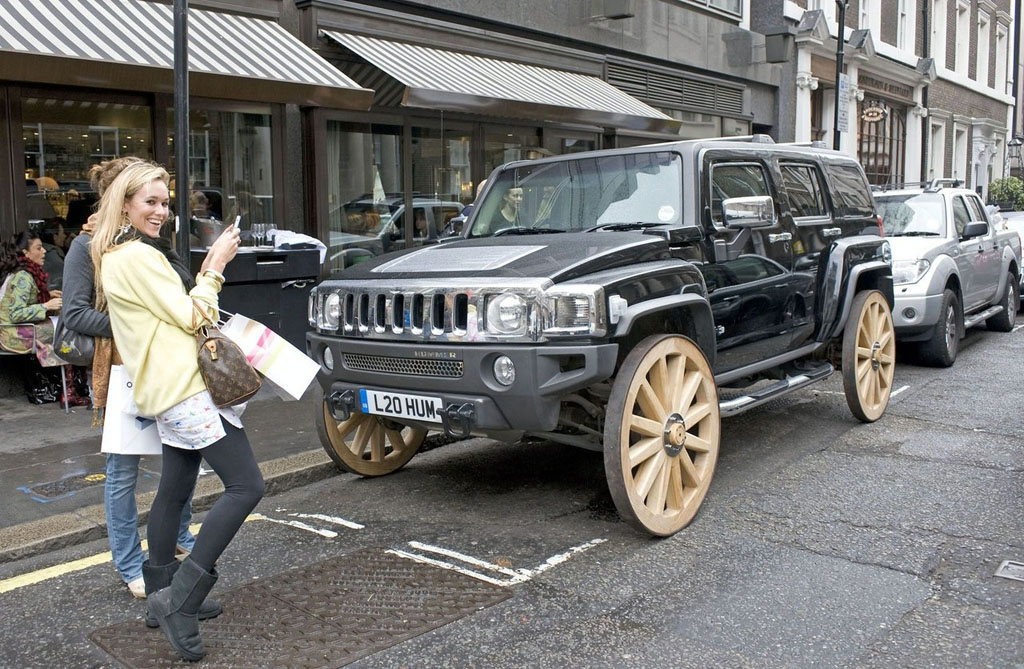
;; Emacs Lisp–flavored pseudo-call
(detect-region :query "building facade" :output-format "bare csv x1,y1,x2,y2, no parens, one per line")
0,0,781,278
754,0,1016,199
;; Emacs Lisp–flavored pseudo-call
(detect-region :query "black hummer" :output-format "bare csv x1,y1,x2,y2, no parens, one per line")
307,136,895,536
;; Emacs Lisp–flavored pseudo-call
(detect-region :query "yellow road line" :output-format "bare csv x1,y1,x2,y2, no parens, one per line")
0,516,255,595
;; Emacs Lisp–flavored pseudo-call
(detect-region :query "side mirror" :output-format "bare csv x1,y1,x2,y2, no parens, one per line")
722,196,776,228
961,221,988,240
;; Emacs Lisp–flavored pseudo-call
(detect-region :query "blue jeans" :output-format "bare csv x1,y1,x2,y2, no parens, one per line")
104,453,195,583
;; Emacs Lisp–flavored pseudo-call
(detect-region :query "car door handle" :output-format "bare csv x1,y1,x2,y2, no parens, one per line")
768,233,792,243
822,227,843,237
722,295,740,303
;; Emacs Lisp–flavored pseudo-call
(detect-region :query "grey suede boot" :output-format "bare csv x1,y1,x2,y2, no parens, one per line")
142,559,223,628
146,558,218,662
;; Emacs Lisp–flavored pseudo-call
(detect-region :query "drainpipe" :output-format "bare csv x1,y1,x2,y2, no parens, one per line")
1013,0,1022,140
921,0,930,178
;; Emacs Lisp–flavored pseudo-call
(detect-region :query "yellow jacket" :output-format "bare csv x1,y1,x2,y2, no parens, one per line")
101,241,221,416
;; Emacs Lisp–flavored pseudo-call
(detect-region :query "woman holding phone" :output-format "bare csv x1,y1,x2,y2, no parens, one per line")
90,160,264,662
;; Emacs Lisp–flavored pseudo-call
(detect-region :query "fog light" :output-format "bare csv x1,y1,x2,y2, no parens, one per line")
902,307,916,319
322,347,334,371
493,355,516,386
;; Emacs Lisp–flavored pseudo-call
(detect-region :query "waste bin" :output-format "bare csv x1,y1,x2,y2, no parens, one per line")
191,247,319,350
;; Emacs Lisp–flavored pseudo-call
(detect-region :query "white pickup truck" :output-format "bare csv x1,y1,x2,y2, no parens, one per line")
875,180,1021,366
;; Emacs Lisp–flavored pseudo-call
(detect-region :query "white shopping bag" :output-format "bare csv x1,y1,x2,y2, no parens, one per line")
100,365,162,455
220,314,319,401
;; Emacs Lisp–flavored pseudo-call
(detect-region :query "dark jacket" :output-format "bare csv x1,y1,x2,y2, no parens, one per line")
62,234,111,337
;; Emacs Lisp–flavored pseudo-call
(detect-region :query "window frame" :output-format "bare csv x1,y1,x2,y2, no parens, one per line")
779,161,832,223
707,160,774,228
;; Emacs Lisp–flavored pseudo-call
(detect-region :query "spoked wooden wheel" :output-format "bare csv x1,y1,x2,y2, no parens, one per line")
604,335,721,536
842,290,895,423
315,388,426,476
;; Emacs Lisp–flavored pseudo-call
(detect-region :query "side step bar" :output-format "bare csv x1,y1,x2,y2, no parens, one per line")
963,305,1003,330
719,362,834,418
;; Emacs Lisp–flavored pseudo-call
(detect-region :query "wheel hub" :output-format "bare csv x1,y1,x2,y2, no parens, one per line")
663,412,687,457
869,340,881,371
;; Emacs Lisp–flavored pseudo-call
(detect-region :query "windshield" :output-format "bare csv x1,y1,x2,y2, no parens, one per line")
468,151,683,237
876,193,946,236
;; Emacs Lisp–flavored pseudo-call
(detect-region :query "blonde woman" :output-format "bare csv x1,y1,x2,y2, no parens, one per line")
92,161,264,662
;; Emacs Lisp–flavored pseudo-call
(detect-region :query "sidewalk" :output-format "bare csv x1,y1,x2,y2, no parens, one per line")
0,385,337,564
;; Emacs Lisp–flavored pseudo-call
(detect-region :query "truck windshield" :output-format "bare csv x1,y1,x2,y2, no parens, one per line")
468,151,683,237
876,193,946,236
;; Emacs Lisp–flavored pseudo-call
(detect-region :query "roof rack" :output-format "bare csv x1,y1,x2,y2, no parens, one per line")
870,179,965,193
716,134,776,144
776,140,830,149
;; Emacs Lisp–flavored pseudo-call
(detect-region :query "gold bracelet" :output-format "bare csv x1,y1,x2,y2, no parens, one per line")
201,268,226,284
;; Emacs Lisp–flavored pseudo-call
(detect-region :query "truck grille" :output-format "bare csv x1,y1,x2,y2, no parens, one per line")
316,279,550,343
343,353,464,378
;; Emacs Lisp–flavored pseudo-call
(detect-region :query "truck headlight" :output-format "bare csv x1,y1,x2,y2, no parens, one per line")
542,285,607,337
892,259,930,285
319,292,341,330
485,293,529,335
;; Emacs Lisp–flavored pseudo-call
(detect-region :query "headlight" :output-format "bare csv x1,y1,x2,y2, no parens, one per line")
542,285,607,337
319,292,341,330
892,259,930,285
485,293,529,335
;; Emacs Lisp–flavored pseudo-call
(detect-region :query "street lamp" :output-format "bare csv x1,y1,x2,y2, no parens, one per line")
833,1,849,151
1009,136,1023,177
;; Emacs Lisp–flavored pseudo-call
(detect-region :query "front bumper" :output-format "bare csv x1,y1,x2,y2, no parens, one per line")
307,333,618,437
892,284,943,336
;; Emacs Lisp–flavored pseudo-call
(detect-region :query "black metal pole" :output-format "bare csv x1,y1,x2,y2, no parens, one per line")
833,1,848,151
173,0,190,259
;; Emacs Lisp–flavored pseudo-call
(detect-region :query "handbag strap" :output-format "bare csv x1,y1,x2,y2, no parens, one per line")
191,300,218,339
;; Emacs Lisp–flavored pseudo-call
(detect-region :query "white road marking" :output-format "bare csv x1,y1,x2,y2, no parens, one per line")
390,538,608,587
1013,323,1024,332
249,513,337,538
289,513,364,530
890,385,910,397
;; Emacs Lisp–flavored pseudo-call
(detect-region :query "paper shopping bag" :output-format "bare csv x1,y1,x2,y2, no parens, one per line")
100,365,162,455
220,314,319,401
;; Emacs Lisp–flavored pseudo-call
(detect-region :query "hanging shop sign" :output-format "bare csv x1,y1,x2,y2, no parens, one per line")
861,100,888,123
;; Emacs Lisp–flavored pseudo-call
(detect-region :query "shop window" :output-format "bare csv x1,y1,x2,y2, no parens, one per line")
483,126,543,187
168,107,275,243
413,124,474,205
323,121,403,276
21,96,152,232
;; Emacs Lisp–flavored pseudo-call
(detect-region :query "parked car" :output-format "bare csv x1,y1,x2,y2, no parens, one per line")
875,180,1021,367
326,196,464,276
995,209,1024,306
308,136,894,536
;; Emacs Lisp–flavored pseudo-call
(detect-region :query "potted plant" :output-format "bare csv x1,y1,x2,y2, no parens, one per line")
987,177,1024,211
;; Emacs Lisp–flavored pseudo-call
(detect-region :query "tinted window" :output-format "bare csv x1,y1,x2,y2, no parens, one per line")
952,197,972,236
827,164,874,218
965,195,986,222
709,162,771,225
780,163,829,219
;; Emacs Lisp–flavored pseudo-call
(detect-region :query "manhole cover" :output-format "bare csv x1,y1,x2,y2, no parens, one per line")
90,547,511,668
995,560,1024,582
19,470,106,502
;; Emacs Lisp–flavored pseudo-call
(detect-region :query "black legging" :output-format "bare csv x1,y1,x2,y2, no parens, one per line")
147,419,265,571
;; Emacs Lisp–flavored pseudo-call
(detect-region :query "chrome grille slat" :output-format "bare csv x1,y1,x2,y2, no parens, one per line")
344,353,463,378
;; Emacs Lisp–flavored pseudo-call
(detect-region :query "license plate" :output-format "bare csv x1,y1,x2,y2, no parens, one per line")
359,389,443,423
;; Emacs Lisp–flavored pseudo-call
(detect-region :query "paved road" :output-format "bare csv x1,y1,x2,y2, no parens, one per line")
1,323,1022,668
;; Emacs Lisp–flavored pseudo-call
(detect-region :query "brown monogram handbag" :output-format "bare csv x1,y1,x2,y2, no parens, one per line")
192,301,262,407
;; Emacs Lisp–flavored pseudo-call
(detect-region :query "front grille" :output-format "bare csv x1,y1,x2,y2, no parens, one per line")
344,353,464,378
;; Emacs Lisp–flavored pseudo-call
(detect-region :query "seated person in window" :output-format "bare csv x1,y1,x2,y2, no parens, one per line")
413,208,429,238
0,231,63,366
39,218,67,291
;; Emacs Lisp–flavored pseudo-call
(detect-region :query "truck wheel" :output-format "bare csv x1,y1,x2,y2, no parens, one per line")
315,387,426,476
842,290,895,423
919,289,959,367
986,272,1018,332
604,335,720,537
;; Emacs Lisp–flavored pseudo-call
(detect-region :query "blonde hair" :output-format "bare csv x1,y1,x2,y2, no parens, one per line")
90,160,170,310
88,156,146,197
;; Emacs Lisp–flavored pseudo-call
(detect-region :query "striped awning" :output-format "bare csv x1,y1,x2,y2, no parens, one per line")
322,31,678,132
0,0,372,109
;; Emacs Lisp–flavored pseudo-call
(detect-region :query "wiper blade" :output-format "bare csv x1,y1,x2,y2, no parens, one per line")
891,231,941,237
585,222,664,233
493,226,563,236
